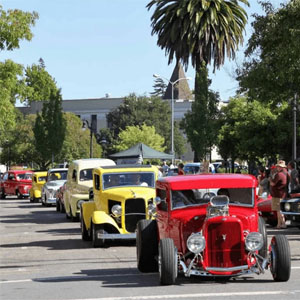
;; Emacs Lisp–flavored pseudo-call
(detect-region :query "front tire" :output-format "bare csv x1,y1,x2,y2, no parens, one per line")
159,238,177,285
81,214,92,241
56,200,60,212
136,219,158,272
270,235,291,281
92,223,105,248
16,190,22,199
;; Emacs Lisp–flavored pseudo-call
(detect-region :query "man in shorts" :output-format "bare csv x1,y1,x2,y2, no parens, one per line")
269,160,288,229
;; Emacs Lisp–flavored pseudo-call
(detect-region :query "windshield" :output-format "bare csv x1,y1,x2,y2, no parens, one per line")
38,176,47,182
171,188,254,209
48,171,67,181
17,173,32,180
103,172,155,189
79,168,93,181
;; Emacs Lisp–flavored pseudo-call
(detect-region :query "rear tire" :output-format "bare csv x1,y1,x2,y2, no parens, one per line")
1,189,6,199
136,219,158,272
159,238,177,285
270,235,291,281
258,216,268,258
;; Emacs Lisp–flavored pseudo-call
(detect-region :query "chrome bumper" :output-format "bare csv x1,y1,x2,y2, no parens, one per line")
97,233,136,240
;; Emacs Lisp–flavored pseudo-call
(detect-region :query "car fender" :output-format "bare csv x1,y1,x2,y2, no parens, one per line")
92,210,120,233
33,189,42,198
81,201,95,230
70,193,89,214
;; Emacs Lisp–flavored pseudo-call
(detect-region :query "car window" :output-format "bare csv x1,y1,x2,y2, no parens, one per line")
103,172,155,189
79,168,93,181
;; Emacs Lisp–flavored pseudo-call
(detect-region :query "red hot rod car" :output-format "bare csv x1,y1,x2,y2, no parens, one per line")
136,174,291,285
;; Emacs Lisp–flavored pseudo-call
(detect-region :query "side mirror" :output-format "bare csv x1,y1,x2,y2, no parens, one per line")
155,196,162,205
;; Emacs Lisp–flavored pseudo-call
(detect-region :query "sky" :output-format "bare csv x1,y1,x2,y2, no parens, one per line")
1,0,286,102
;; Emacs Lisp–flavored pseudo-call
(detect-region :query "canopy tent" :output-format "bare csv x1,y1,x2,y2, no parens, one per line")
109,143,173,164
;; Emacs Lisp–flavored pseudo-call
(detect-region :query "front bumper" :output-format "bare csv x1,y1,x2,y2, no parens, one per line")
97,232,136,240
45,197,57,204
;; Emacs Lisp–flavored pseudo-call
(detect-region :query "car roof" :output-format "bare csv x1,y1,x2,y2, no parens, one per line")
156,174,257,189
48,168,68,172
96,164,159,174
8,170,33,174
33,171,48,176
71,158,116,169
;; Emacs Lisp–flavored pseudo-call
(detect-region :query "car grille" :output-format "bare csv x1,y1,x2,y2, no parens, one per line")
206,220,244,268
125,198,146,233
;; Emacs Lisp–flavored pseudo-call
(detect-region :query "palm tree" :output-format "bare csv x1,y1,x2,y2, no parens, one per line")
147,0,249,160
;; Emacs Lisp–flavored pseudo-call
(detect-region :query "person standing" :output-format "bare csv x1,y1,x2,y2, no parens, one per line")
178,163,185,175
269,160,288,229
287,161,300,193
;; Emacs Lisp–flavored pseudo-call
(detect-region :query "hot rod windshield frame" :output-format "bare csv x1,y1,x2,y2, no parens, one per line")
171,187,254,210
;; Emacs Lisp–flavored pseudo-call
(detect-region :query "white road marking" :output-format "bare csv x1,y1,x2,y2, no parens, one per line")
55,290,300,300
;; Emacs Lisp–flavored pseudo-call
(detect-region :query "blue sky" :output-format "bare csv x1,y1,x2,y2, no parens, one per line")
1,0,285,101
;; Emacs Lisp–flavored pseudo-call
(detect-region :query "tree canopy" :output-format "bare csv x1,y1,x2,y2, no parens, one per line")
33,89,66,169
115,124,166,152
106,93,186,156
237,0,300,104
0,5,38,51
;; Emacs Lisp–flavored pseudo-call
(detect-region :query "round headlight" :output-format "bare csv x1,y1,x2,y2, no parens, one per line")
284,203,291,212
111,204,122,217
187,233,206,254
148,203,156,216
245,232,263,252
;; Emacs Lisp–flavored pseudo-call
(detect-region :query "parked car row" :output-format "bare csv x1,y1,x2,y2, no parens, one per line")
0,162,293,286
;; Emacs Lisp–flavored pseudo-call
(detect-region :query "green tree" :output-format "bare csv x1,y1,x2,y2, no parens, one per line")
57,113,102,163
33,89,66,168
115,124,165,152
147,0,249,160
0,5,38,51
216,96,286,171
237,0,300,104
25,58,59,104
236,0,300,160
106,93,186,156
150,77,167,98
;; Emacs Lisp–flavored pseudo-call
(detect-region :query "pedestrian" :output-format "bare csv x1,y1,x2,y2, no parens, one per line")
161,160,169,176
287,161,300,193
258,166,270,196
269,160,288,229
178,163,185,175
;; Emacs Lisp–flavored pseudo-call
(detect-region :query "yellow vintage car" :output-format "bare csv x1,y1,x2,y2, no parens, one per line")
29,171,47,203
81,164,159,247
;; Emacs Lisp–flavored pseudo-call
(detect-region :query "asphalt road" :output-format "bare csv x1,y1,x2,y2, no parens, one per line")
1,196,300,300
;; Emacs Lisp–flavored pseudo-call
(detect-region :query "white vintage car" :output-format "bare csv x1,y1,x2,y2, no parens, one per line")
41,168,68,206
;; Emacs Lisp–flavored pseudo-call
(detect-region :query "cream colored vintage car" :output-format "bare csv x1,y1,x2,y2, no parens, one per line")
63,158,115,221
81,164,159,247
29,171,47,202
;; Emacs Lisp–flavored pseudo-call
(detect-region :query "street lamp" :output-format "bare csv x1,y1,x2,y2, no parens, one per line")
82,120,96,158
153,73,191,163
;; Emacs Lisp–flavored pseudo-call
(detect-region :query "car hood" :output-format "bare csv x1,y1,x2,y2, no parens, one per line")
103,187,155,201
